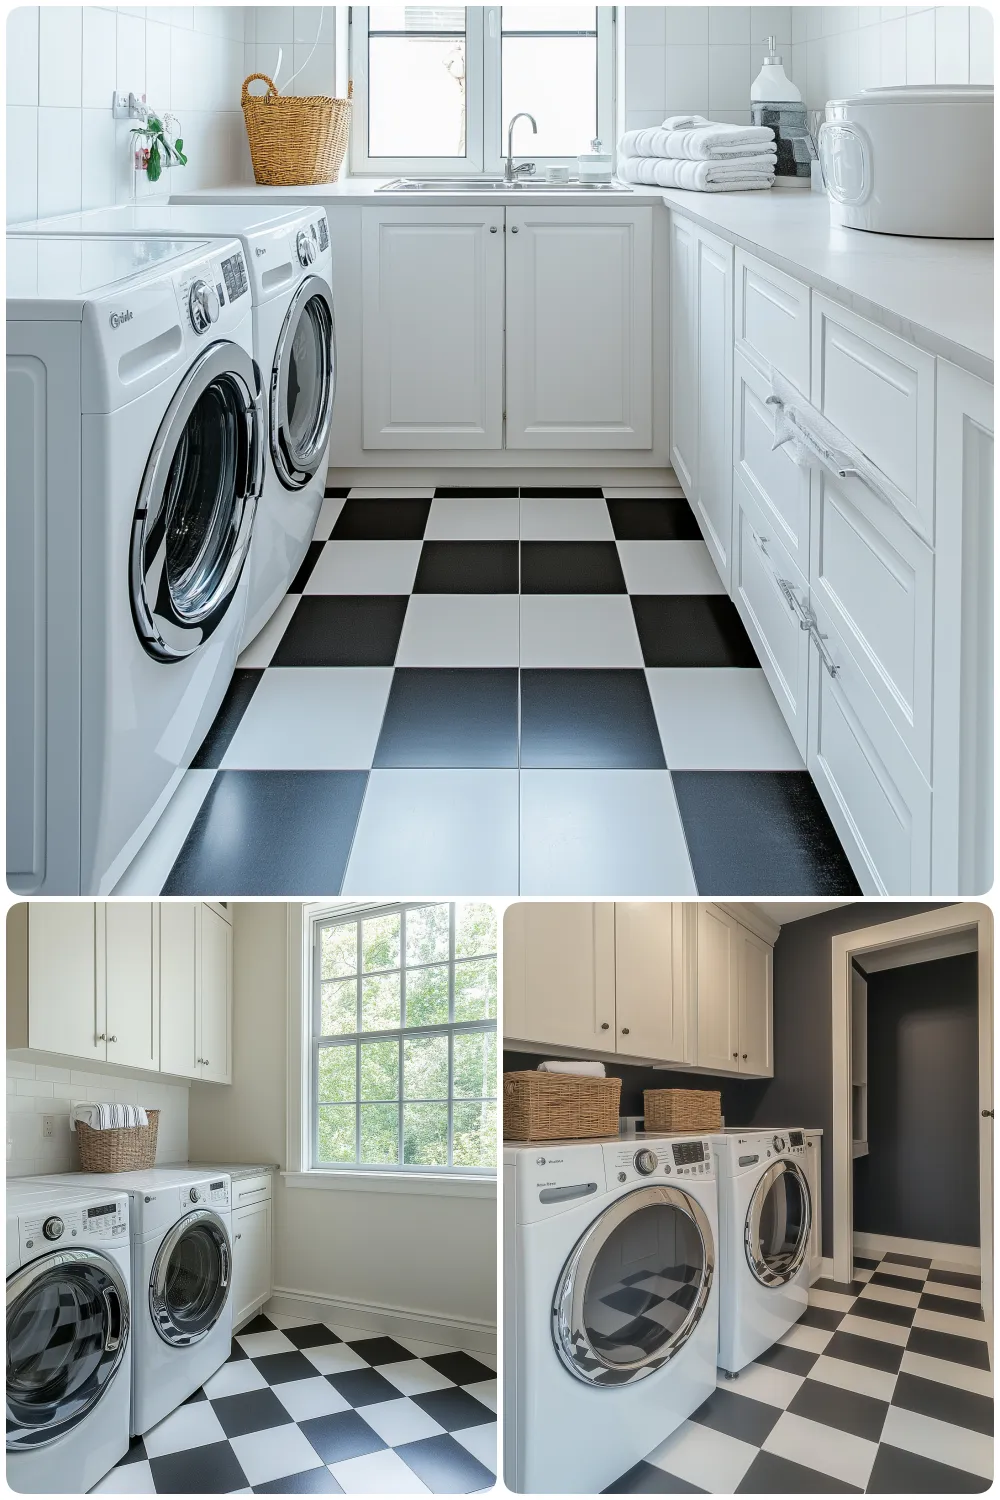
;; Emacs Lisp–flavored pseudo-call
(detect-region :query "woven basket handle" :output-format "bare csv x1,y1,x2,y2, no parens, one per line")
242,73,279,104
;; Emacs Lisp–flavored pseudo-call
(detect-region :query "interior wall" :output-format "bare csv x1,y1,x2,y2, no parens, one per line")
187,903,497,1337
854,952,979,1246
503,1048,769,1124
244,7,336,99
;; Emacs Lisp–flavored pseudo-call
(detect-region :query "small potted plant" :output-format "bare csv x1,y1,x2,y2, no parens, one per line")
131,106,187,184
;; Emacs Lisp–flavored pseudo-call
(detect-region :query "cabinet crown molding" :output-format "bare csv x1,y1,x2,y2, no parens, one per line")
715,903,781,945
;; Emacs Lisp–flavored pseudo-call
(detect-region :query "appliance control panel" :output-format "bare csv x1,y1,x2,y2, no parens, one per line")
181,1178,230,1209
21,1195,128,1256
730,1129,807,1162
608,1137,714,1183
174,243,249,337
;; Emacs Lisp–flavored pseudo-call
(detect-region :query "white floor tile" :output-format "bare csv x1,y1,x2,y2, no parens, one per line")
424,496,519,540
452,1420,498,1472
142,1399,227,1458
111,770,215,895
763,1410,878,1490
519,595,644,667
808,1287,857,1313
304,540,422,595
899,1348,994,1397
325,1323,378,1344
91,1460,156,1493
875,1259,927,1281
329,1449,432,1493
859,1281,921,1308
725,1358,803,1408
519,496,614,539
881,1403,993,1479
345,486,435,499
396,595,520,667
236,1329,296,1358
838,1312,910,1347
930,1257,982,1276
343,770,519,895
912,1305,989,1340
302,1342,371,1375
220,668,393,769
237,595,299,668
229,1423,325,1488
270,1374,352,1422
923,1279,982,1304
313,493,347,540
646,668,803,770
604,486,686,499
853,1266,874,1282
462,1377,497,1412
379,1358,457,1397
646,1417,758,1492
359,1396,446,1446
807,1353,898,1403
779,1320,834,1355
395,1335,459,1360
201,1358,268,1399
262,1313,310,1330
617,539,725,594
519,770,697,896
473,1349,497,1372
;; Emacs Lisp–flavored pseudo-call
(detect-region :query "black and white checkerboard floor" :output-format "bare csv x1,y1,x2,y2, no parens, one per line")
124,480,861,897
91,1311,496,1495
607,1249,991,1494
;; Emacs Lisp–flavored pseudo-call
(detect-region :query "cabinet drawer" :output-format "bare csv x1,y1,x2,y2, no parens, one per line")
812,295,935,541
735,250,810,395
233,1173,272,1206
734,348,810,578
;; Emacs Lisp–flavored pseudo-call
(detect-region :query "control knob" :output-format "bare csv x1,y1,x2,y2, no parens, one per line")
42,1216,64,1241
634,1148,658,1176
773,1134,786,1153
296,230,317,267
189,1187,201,1204
188,279,220,334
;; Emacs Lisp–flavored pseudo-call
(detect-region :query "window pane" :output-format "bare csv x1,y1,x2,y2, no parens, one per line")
318,1045,356,1103
360,1038,399,1100
403,1102,449,1166
454,957,497,1022
368,37,467,157
404,1034,449,1099
318,1104,355,1163
453,1030,496,1098
501,37,597,156
362,972,401,1030
502,6,596,31
321,977,357,1035
405,963,450,1027
362,913,400,972
360,1102,399,1164
321,923,357,980
370,6,465,32
454,903,497,960
406,903,450,966
453,1099,497,1168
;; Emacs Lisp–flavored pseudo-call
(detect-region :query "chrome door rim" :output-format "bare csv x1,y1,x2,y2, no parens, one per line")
149,1209,231,1347
130,340,263,662
6,1248,130,1450
744,1160,811,1287
552,1184,715,1387
269,276,336,490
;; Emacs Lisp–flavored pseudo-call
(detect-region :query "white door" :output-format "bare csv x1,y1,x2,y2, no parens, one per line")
669,211,697,495
738,927,773,1077
27,903,105,1061
614,903,687,1062
231,1199,272,1327
104,903,158,1072
159,902,199,1080
505,206,653,449
361,207,504,449
198,906,232,1085
694,227,734,588
696,905,741,1074
502,903,616,1051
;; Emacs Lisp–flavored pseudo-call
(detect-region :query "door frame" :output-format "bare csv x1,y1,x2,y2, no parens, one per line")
830,903,993,1315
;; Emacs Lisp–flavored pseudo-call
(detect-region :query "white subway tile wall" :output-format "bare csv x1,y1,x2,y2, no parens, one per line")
244,5,336,103
6,1054,189,1177
625,7,792,128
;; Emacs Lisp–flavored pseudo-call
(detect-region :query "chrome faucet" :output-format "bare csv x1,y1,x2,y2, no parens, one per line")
505,112,538,183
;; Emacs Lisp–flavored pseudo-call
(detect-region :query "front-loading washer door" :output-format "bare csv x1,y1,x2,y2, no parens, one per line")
6,1249,129,1451
269,276,336,490
149,1209,231,1347
745,1160,811,1287
131,340,264,662
552,1185,715,1387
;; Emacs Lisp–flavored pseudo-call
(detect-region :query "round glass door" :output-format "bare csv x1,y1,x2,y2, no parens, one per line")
149,1210,231,1347
745,1161,811,1287
553,1186,715,1387
7,1251,129,1450
270,277,336,490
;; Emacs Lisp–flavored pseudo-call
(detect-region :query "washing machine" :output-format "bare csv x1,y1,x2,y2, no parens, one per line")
7,233,264,894
6,1179,132,1493
712,1129,813,1376
12,202,336,648
49,1170,233,1434
505,1134,719,1495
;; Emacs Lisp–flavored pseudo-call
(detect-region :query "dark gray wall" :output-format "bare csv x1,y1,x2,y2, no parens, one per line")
503,1049,769,1123
854,953,979,1246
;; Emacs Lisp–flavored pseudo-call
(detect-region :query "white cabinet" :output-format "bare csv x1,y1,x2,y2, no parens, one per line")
804,1132,823,1283
695,905,773,1078
160,903,233,1085
669,212,698,495
104,904,159,1072
503,903,616,1052
198,906,232,1085
738,927,773,1076
613,904,688,1063
505,206,653,449
231,1175,273,1329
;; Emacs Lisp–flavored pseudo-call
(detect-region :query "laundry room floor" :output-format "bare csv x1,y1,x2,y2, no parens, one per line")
122,477,861,898
90,1312,496,1495
605,1250,991,1494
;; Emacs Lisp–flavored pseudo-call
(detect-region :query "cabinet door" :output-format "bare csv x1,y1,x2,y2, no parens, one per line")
105,903,158,1071
694,227,735,588
696,905,741,1074
361,207,504,449
669,212,698,495
198,906,232,1085
505,207,653,449
160,903,199,1080
614,904,687,1062
231,1199,272,1328
26,903,105,1060
737,927,773,1077
502,903,615,1051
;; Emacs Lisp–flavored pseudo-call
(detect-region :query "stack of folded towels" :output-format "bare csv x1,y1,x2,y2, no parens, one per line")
618,113,777,193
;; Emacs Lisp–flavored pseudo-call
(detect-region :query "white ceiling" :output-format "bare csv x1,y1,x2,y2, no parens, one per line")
751,901,856,927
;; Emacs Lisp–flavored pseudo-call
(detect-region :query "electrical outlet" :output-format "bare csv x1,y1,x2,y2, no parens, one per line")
42,1116,54,1139
112,90,145,120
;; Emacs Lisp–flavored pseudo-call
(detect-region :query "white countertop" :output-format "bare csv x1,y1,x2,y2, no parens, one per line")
174,178,662,208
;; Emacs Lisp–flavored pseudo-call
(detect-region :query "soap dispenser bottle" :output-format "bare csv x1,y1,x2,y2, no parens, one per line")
751,36,801,103
750,35,814,185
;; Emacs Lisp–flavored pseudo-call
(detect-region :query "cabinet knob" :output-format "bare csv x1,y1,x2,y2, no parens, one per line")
96,1033,106,1042
742,1053,748,1060
732,1052,738,1059
109,1035,118,1044
235,1232,242,1240
621,1027,630,1035
489,224,498,233
511,225,520,234
601,1022,610,1030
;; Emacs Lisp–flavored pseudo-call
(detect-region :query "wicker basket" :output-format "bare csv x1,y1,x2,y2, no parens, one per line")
242,74,352,186
76,1110,160,1173
643,1090,721,1134
503,1072,621,1142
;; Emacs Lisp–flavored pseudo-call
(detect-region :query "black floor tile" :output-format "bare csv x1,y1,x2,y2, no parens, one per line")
210,1387,292,1439
119,1434,148,1465
190,669,264,770
790,1377,888,1443
289,540,325,593
346,1335,416,1367
373,668,518,768
870,1270,924,1294
254,1467,345,1493
919,1291,984,1320
604,1460,704,1492
282,1323,343,1351
411,1386,495,1432
823,1329,904,1375
227,1336,249,1362
606,497,702,541
326,1367,402,1408
736,1450,861,1493
631,595,758,667
813,1277,866,1297
520,669,666,769
298,1411,386,1465
148,1441,249,1493
251,1350,321,1386
672,771,862,896
237,1314,277,1336
414,540,519,592
271,596,408,667
393,1432,495,1492
183,1385,208,1403
162,770,367,896
424,1351,496,1386
927,1268,981,1291
332,497,431,539
690,1386,781,1446
521,540,626,593
906,1324,992,1370
853,1256,881,1270
433,485,518,498
883,1252,931,1268
520,485,604,498
798,1303,844,1331
850,1296,915,1328
752,1341,818,1377
324,486,350,499
892,1371,993,1437
866,1442,990,1493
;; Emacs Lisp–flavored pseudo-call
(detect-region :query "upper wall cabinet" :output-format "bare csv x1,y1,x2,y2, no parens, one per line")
159,903,233,1085
613,903,689,1063
503,902,616,1052
695,906,773,1078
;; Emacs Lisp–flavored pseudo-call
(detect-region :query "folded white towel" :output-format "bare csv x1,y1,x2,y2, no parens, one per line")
662,114,707,130
538,1060,607,1078
767,369,897,510
71,1102,149,1131
620,123,776,162
619,157,775,192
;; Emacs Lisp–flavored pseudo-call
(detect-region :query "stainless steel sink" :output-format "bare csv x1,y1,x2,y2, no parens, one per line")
379,177,629,193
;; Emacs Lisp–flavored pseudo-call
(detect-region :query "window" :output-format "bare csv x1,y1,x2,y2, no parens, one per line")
310,903,497,1174
351,6,614,175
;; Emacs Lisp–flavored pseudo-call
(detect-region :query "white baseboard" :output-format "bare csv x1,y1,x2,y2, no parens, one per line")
818,1256,834,1281
266,1286,497,1355
853,1231,980,1268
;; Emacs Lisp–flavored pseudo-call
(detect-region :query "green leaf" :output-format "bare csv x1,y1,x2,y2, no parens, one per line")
146,140,161,182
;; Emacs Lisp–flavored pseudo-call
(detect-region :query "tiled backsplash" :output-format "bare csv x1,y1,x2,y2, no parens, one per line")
7,1053,189,1177
244,6,337,100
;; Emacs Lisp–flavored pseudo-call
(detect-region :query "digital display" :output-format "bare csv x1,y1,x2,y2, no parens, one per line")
87,1204,117,1218
221,253,248,301
789,1131,803,1147
317,217,329,251
672,1140,706,1166
210,1180,224,1191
